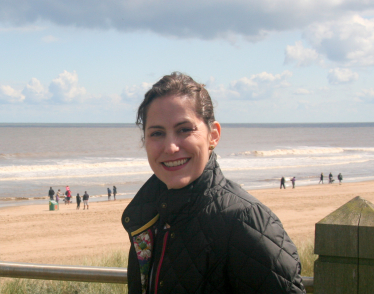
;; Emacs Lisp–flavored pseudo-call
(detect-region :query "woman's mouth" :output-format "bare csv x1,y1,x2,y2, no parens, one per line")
162,158,190,170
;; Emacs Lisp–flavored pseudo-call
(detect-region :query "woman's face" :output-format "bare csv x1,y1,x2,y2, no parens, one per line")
144,95,220,190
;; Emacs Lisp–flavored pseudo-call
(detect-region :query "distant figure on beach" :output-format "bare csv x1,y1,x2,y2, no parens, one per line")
107,187,112,200
319,173,324,184
291,177,296,189
48,187,55,200
76,193,81,210
113,186,117,200
280,177,286,189
338,173,343,184
56,189,60,203
83,191,89,210
329,172,333,184
65,189,71,205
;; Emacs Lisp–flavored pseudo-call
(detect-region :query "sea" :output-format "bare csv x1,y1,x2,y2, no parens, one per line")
1,123,374,208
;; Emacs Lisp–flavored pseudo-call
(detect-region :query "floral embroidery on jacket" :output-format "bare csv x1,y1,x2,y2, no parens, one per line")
133,229,154,294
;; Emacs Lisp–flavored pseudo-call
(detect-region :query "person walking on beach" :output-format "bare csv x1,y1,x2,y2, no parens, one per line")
48,187,55,200
319,173,324,184
76,193,81,210
329,172,333,184
280,176,286,189
56,189,60,203
107,187,112,200
338,173,343,185
83,191,89,210
291,177,296,189
113,186,117,200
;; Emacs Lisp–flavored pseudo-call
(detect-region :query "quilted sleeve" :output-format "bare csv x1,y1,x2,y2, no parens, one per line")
227,202,305,293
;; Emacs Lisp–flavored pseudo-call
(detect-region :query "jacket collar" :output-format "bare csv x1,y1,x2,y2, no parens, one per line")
122,152,225,234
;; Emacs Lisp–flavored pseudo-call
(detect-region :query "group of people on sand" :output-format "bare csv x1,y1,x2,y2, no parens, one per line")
48,186,90,210
280,172,344,189
107,186,117,200
319,172,343,184
280,176,296,189
75,191,90,210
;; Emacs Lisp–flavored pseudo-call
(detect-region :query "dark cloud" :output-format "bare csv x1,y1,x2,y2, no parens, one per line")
1,0,374,41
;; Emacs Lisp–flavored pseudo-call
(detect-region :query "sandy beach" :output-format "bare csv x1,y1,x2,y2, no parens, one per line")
1,181,374,265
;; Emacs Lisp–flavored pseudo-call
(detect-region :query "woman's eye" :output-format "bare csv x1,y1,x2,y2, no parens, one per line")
179,128,193,133
150,131,163,137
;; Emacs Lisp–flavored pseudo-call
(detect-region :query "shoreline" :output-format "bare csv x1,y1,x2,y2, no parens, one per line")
1,177,373,209
1,180,374,264
0,193,136,210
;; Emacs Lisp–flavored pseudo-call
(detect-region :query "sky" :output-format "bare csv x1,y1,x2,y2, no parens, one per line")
1,0,374,123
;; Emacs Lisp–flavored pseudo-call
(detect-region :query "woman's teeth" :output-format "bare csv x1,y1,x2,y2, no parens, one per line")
163,158,188,167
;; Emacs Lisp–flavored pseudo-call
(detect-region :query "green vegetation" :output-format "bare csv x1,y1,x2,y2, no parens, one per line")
0,241,317,293
0,249,128,294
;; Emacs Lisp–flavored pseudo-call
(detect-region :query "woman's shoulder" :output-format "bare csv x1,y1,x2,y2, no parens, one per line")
209,178,282,228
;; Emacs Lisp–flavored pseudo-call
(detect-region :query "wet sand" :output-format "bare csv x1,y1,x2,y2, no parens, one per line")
1,181,374,265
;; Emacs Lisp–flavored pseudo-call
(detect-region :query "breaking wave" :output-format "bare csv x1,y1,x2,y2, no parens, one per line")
0,160,149,173
232,147,374,157
253,148,345,156
221,159,372,171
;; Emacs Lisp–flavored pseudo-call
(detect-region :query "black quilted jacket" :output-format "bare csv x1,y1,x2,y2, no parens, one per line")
122,153,305,294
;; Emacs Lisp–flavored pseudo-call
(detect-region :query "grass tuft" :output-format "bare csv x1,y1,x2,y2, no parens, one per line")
296,239,318,277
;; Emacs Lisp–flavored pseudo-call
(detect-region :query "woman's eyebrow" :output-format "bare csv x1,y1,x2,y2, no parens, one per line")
147,125,165,130
174,120,190,128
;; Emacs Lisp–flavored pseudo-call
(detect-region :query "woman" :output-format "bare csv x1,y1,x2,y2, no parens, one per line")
122,72,305,294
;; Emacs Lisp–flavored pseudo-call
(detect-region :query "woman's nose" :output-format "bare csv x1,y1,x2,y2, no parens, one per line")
164,136,179,154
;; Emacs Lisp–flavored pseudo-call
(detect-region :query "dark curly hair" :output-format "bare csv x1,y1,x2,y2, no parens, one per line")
136,72,215,139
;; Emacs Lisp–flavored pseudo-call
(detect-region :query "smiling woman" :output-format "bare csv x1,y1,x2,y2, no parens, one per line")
122,72,306,294
144,95,220,189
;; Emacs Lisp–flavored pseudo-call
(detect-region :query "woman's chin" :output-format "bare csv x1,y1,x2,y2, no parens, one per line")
165,178,192,190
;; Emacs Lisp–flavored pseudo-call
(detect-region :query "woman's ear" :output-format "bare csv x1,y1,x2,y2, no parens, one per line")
209,121,221,148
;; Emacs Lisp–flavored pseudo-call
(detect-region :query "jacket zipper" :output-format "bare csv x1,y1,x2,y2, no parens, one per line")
154,231,169,294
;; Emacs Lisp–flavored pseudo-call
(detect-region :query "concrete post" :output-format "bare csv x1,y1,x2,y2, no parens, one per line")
314,196,374,293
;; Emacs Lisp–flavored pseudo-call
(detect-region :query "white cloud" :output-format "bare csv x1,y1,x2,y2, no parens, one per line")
356,88,374,102
1,1,374,42
304,15,374,66
328,68,359,84
208,71,293,100
121,82,152,104
42,35,59,43
0,85,25,103
294,88,313,95
49,70,87,103
22,78,50,102
284,41,320,66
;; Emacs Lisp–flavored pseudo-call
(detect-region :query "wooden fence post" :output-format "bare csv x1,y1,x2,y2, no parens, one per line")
314,196,374,293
